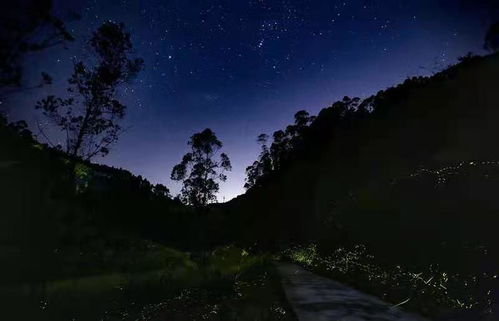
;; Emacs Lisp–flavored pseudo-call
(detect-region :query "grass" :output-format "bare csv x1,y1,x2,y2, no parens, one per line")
1,244,296,321
282,243,496,320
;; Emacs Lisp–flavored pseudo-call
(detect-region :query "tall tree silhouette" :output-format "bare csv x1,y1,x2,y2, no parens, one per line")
171,128,232,207
0,0,73,90
36,22,143,160
152,183,171,199
484,21,499,52
245,133,272,189
244,110,314,190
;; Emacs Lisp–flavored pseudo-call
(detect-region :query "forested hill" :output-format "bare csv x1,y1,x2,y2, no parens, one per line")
2,50,498,321
0,114,203,273
224,53,499,262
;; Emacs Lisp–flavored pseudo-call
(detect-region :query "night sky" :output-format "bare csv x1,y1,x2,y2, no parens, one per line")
6,0,499,201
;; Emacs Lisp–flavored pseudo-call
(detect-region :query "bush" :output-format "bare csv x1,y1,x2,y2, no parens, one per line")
283,243,496,319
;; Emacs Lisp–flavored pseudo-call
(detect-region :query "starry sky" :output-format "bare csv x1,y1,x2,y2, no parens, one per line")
6,0,499,201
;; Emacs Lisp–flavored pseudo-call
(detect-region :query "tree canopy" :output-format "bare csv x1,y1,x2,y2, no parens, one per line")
244,110,315,189
484,21,499,52
35,22,143,160
0,0,73,90
171,128,231,207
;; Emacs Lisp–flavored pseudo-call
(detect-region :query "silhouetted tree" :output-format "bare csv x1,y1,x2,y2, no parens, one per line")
270,110,315,167
245,110,314,189
245,133,272,189
171,128,231,207
484,22,499,52
36,22,143,160
152,183,171,199
0,0,73,90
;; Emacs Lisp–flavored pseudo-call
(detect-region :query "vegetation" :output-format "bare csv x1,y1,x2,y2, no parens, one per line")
36,21,143,160
1,113,292,320
171,128,232,207
0,0,73,90
484,22,499,53
244,110,315,190
283,243,496,319
3,244,295,321
225,52,499,319
1,4,499,320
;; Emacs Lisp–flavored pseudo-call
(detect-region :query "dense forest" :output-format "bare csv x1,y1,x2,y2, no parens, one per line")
1,1,499,321
2,51,498,321
222,52,499,319
228,52,499,255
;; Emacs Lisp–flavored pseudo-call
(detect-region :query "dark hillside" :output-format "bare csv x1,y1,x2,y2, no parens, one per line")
225,53,499,268
0,116,203,284
217,54,499,319
0,116,294,321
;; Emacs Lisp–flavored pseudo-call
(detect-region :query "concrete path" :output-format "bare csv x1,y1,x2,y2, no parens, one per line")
277,263,430,321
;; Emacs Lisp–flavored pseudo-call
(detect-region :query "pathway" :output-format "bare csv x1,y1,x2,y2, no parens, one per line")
277,263,430,321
